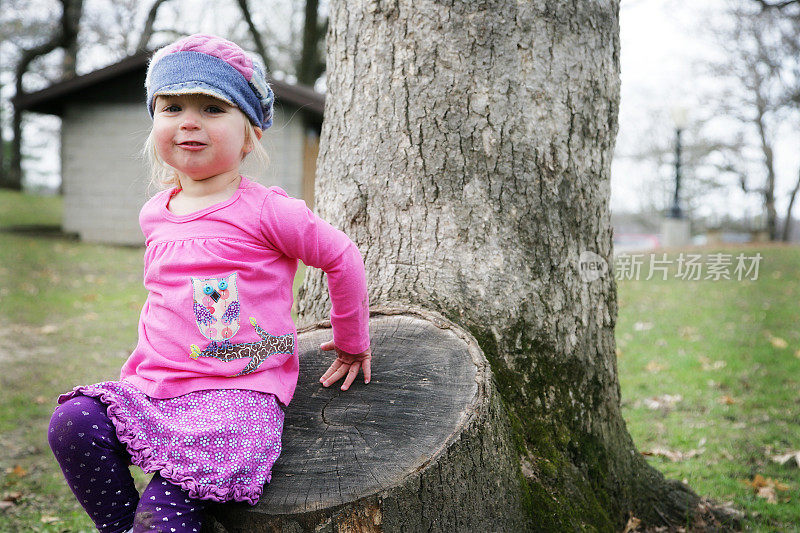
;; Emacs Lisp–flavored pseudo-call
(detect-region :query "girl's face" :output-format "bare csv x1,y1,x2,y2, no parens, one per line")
152,94,255,184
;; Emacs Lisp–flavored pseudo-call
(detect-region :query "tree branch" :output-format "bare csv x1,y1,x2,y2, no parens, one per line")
235,0,271,71
136,0,172,52
753,0,799,10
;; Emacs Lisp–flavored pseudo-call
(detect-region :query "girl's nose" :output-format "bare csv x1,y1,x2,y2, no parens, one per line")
180,110,201,129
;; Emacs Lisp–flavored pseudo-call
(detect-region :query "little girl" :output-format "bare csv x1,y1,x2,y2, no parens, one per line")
47,34,371,533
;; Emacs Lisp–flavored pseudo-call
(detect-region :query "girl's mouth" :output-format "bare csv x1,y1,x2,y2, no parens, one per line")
178,141,207,151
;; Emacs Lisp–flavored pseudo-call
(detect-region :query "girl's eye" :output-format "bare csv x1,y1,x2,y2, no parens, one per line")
205,105,224,113
162,104,181,112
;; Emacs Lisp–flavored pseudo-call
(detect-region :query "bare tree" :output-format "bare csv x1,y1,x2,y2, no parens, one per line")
6,0,83,191
774,12,800,240
702,4,789,240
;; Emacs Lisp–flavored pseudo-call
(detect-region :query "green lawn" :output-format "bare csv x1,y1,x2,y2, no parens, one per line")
616,246,800,531
1,189,798,531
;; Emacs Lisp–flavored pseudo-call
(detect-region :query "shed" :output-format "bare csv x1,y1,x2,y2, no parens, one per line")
13,51,324,245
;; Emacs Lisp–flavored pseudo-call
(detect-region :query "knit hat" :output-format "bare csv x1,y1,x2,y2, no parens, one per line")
145,34,274,130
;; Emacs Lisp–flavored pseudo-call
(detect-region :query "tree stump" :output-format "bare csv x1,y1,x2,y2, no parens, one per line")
205,306,531,532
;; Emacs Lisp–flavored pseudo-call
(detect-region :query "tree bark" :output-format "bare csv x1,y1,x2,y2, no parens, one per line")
296,1,740,530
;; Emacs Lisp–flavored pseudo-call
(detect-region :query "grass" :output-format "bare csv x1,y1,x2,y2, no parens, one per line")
0,191,146,531
616,246,800,531
0,188,798,531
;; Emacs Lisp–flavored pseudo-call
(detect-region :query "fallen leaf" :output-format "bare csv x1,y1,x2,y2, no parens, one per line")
633,322,653,331
40,516,59,524
34,396,47,405
758,485,777,504
0,501,13,511
642,446,703,462
2,492,22,503
743,474,790,504
770,451,800,469
768,335,788,349
646,360,667,373
679,326,701,341
641,394,682,410
39,324,58,334
719,395,737,405
698,356,726,371
7,465,27,478
794,349,800,359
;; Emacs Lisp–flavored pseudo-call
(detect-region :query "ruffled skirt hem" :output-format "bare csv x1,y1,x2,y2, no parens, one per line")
58,384,278,505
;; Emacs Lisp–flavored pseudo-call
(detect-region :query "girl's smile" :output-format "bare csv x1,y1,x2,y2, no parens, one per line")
177,141,208,150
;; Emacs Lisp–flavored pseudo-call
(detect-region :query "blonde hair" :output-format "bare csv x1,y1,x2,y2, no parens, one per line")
142,105,270,192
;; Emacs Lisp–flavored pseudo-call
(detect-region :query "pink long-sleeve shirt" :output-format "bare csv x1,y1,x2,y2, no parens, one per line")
120,176,370,406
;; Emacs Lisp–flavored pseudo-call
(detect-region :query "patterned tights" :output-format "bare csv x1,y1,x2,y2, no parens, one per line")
48,396,206,533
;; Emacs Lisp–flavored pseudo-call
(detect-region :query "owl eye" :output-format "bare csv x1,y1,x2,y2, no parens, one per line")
218,280,228,290
203,285,214,295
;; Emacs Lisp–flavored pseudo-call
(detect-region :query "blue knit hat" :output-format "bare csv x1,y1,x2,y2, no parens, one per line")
145,34,274,130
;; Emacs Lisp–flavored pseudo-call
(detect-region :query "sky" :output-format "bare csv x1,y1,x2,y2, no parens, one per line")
9,0,799,225
613,0,800,223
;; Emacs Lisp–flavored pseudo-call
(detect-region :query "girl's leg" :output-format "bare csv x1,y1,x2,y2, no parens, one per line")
48,395,139,533
133,473,206,533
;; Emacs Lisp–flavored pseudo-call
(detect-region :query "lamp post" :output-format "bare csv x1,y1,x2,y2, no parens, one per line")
660,105,691,248
669,106,688,219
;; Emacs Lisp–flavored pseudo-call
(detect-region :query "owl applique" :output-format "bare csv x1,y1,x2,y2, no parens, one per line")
191,273,241,352
188,272,294,376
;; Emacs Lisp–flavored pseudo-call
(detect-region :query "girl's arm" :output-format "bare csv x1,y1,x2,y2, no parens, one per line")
260,189,371,389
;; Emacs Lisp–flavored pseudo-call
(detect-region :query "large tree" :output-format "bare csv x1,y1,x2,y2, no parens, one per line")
296,1,738,530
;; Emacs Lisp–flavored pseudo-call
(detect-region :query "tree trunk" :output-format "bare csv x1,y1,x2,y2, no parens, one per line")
295,1,740,530
755,106,778,241
298,0,326,86
782,166,800,242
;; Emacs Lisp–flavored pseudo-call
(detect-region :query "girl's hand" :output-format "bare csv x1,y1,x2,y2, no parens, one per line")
319,340,371,391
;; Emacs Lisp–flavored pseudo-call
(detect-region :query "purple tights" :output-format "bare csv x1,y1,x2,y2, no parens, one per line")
48,395,206,533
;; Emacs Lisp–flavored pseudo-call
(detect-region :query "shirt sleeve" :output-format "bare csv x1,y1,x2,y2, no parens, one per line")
260,188,370,354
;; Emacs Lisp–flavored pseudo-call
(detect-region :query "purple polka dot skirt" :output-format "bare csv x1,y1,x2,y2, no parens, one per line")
57,381,284,505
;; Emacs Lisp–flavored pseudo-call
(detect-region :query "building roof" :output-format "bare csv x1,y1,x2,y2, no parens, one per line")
12,50,325,118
